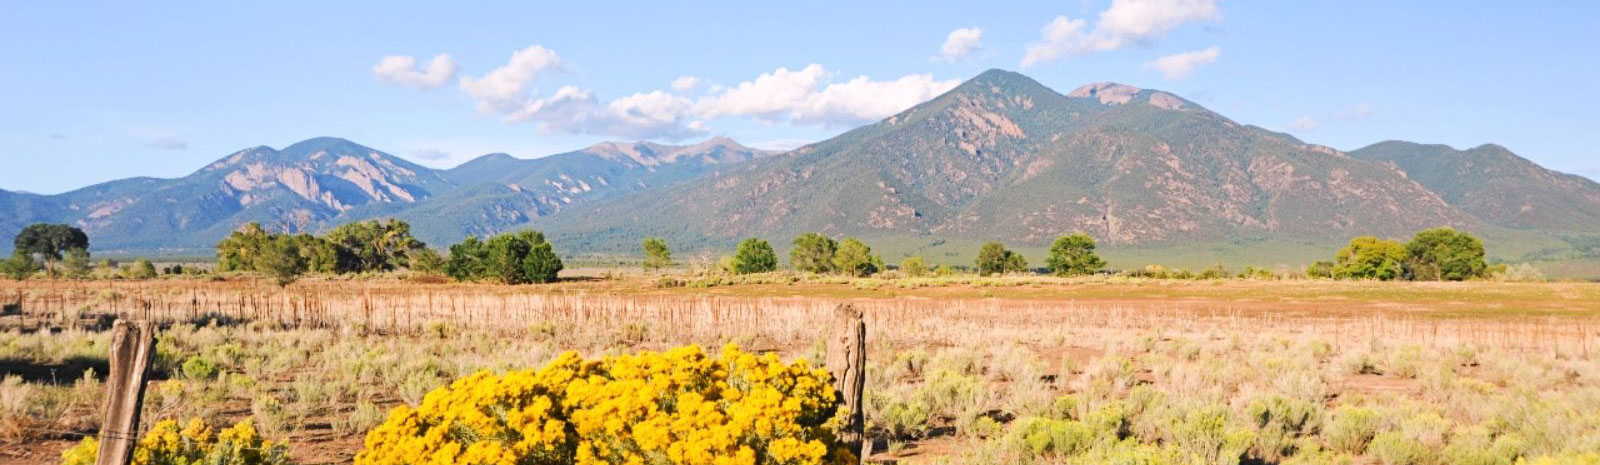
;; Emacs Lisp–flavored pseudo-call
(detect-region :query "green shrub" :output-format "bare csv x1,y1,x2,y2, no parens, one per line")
1366,431,1431,465
1005,417,1096,458
1325,406,1381,454
181,355,220,380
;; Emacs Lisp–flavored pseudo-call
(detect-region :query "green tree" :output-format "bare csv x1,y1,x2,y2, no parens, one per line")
1004,252,1030,274
0,250,39,280
642,237,674,271
216,222,271,272
324,219,424,273
1046,233,1106,276
521,237,563,284
832,238,881,277
13,223,89,277
257,236,307,286
294,234,340,273
732,238,777,274
452,230,564,284
444,236,489,282
976,242,1011,276
127,258,158,280
1306,261,1336,279
61,247,92,279
790,233,837,273
409,247,445,274
899,256,929,277
1404,227,1487,281
1334,236,1407,281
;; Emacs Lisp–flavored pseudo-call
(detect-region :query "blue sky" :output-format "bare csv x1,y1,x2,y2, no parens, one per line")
2,1,1597,194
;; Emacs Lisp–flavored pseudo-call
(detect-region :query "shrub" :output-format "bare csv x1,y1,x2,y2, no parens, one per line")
899,256,929,277
1366,431,1430,465
1325,406,1380,454
1306,261,1336,279
58,418,289,465
127,258,159,280
1005,416,1096,458
354,345,855,465
1046,233,1106,276
181,355,220,380
733,238,778,274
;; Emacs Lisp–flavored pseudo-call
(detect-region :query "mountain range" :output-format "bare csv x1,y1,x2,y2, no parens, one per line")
4,69,1598,275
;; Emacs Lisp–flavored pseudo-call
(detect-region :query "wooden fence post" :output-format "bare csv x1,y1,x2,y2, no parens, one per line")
96,320,156,465
826,304,866,461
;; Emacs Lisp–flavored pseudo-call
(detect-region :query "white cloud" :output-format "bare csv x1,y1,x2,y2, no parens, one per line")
459,45,563,113
697,64,959,127
1144,46,1221,79
398,44,957,140
505,86,707,140
1291,103,1374,132
1022,0,1219,67
411,148,450,161
938,27,983,62
373,54,459,89
146,136,188,150
671,76,701,91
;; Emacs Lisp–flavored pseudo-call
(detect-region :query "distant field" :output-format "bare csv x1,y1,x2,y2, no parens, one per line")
2,275,1598,464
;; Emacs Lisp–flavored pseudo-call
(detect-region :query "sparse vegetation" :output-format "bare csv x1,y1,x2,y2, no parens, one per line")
641,236,673,271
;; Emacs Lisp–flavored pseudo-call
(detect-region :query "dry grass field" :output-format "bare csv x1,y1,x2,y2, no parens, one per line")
2,272,1598,464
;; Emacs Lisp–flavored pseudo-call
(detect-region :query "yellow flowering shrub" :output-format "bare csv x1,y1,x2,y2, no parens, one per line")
355,345,855,465
59,418,290,465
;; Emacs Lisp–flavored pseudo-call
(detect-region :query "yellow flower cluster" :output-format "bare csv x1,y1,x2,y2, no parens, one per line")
58,418,289,465
356,345,855,465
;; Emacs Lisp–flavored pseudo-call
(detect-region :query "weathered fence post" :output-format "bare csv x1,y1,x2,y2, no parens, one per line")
96,320,156,465
826,304,866,461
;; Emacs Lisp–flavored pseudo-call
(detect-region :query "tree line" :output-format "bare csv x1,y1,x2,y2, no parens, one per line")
0,220,1518,284
1309,227,1490,281
640,231,1109,278
215,219,562,285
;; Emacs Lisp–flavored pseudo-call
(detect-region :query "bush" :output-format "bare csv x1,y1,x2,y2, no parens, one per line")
1325,406,1380,454
899,256,929,278
1006,416,1096,458
355,345,855,465
181,355,220,380
733,238,778,274
1366,431,1430,465
127,258,159,280
58,418,289,465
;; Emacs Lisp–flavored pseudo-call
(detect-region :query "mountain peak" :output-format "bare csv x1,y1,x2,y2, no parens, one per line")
281,137,376,158
1067,82,1144,103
